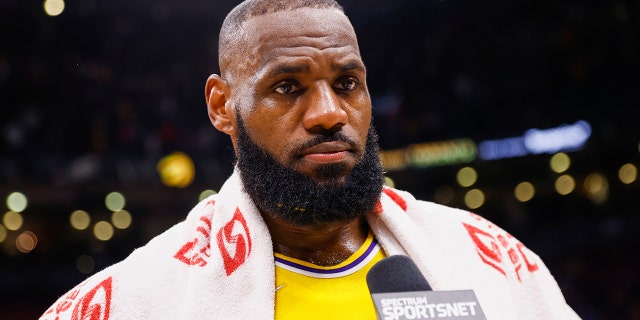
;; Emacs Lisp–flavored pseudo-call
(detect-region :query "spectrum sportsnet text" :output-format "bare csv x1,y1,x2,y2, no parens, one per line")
371,290,486,320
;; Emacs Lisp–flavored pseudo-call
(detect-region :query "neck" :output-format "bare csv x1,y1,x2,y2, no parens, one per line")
262,213,369,266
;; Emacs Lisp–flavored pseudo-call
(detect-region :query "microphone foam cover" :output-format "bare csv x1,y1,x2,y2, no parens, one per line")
366,255,432,294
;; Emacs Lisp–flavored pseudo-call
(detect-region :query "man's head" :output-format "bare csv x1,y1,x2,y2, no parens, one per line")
217,0,346,84
205,0,384,226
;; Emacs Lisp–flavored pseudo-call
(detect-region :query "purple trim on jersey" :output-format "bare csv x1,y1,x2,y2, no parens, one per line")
275,238,378,274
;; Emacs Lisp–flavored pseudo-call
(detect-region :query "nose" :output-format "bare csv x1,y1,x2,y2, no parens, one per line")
302,81,348,132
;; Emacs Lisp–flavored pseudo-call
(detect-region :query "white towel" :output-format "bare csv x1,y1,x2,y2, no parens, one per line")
41,170,580,319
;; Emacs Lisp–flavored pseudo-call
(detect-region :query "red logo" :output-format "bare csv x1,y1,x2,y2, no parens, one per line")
216,208,252,276
54,287,81,315
463,223,506,276
72,277,112,320
174,201,215,267
517,242,540,273
41,277,112,320
383,188,408,212
463,213,539,281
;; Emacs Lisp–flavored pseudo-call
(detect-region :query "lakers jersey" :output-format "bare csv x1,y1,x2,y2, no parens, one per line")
274,233,385,319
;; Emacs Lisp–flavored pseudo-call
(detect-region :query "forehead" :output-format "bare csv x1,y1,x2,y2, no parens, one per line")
236,8,361,75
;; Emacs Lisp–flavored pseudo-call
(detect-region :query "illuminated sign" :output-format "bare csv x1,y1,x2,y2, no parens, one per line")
478,121,591,160
378,120,591,170
380,139,477,171
524,120,592,154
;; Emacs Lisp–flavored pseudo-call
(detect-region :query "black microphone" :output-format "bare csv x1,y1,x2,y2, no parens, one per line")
366,255,486,320
367,255,432,293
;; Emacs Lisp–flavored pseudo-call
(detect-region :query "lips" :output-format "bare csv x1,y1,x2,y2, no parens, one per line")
300,141,352,163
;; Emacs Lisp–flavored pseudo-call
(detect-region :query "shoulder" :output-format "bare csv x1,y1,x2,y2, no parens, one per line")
381,188,577,316
380,186,478,225
40,195,218,320
381,186,546,281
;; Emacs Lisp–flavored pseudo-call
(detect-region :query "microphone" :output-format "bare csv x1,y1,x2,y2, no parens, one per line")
367,255,432,293
366,255,486,320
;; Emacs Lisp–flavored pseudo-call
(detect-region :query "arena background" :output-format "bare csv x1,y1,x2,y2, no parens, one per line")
1,0,638,318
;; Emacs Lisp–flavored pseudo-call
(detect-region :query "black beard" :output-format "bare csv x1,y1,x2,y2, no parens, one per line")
235,115,384,226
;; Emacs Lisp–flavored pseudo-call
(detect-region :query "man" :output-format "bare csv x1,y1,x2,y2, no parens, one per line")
41,0,580,319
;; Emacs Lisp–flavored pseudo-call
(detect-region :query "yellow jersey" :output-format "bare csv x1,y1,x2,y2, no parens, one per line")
274,233,385,319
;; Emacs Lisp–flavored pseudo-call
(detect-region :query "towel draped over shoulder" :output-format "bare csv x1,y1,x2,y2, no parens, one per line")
41,170,580,319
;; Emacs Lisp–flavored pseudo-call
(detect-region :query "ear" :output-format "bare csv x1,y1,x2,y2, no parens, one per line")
205,74,235,135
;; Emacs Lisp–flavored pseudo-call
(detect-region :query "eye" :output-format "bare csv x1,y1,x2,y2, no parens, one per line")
335,77,359,91
274,82,300,95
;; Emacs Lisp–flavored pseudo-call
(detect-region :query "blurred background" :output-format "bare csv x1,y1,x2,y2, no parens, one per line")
1,0,639,319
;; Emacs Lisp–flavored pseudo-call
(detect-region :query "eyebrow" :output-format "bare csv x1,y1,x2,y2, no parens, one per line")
334,60,367,74
263,59,366,79
266,63,311,78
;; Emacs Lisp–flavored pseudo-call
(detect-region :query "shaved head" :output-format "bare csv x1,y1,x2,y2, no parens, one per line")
218,0,345,81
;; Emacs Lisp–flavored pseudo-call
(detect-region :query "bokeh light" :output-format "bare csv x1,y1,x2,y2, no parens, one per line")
550,152,571,173
585,173,609,205
618,163,637,184
6,192,28,212
43,0,65,16
105,192,126,212
198,189,217,202
111,210,132,229
70,210,91,230
514,181,535,202
93,221,114,241
3,211,23,231
456,167,478,187
555,175,576,195
464,189,485,209
157,151,195,188
384,176,396,188
16,231,37,253
0,224,7,243
76,254,96,274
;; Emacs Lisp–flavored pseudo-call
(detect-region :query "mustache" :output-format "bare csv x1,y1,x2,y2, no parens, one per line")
292,132,358,157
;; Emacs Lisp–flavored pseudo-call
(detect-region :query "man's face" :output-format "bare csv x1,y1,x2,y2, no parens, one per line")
224,8,383,225
228,7,373,184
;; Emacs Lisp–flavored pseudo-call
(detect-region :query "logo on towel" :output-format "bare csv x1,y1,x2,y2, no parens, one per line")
174,201,215,267
72,277,112,320
41,277,112,320
374,188,408,214
383,187,408,211
216,208,252,276
463,213,539,281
